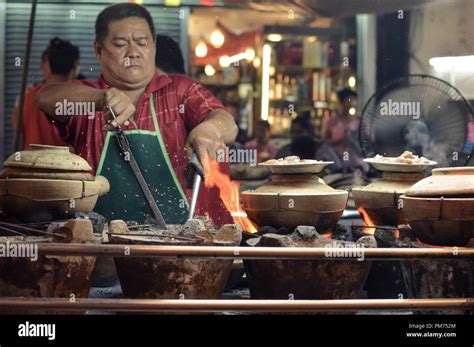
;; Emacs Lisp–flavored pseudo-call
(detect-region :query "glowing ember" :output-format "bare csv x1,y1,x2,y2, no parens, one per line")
203,158,258,233
321,232,333,239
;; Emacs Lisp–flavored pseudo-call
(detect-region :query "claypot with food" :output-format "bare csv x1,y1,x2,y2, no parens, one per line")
401,167,474,246
353,151,436,226
241,157,348,232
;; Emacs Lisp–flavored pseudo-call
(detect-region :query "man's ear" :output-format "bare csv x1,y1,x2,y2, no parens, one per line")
94,40,102,59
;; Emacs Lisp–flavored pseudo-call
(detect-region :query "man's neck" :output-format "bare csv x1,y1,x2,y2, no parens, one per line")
45,74,71,84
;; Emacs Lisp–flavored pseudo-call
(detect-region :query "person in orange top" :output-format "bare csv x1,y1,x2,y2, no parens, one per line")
12,38,80,149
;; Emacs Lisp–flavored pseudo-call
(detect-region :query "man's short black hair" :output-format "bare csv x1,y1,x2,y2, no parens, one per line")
155,34,185,74
95,3,156,43
292,114,315,136
47,37,80,76
336,88,357,103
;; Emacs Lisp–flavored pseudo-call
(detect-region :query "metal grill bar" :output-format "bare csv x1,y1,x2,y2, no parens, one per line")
25,243,474,260
0,298,472,312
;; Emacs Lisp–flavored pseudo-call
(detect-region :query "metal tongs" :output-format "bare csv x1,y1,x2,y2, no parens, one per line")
185,153,205,220
107,106,167,229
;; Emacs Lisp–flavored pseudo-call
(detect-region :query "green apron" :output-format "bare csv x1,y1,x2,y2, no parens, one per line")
94,95,189,223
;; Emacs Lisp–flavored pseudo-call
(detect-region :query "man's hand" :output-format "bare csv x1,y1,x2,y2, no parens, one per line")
102,88,136,131
186,121,227,162
186,110,238,165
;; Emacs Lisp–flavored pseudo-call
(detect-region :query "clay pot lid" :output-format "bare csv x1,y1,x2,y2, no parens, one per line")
259,161,334,175
4,144,92,172
406,167,474,197
363,158,437,173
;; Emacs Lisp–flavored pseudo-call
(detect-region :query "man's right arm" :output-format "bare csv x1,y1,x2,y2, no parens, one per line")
36,82,104,122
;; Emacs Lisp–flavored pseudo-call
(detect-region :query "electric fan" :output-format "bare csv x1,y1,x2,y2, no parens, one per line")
360,75,472,167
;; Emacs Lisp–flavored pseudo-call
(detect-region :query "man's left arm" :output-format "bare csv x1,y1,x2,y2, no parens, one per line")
178,78,238,162
186,109,238,161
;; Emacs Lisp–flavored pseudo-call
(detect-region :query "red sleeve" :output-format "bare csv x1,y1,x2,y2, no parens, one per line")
42,80,97,143
174,76,225,130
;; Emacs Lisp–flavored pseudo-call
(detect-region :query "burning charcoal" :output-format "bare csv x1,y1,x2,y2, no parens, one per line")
215,224,243,245
292,226,320,241
109,220,129,235
47,221,67,234
195,216,217,231
54,219,96,243
258,226,278,235
398,225,416,242
356,235,377,248
126,221,140,227
196,229,214,245
276,227,290,235
257,233,293,247
246,237,260,247
181,218,207,238
374,228,396,247
74,212,106,234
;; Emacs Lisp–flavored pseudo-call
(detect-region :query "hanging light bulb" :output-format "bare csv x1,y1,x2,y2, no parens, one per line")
204,64,216,76
210,27,225,48
253,57,261,68
195,39,208,58
219,55,231,68
245,48,256,62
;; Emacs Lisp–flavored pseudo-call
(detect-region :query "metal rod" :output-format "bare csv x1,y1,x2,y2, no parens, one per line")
106,232,200,242
0,297,472,312
0,226,27,238
0,221,65,238
33,243,474,259
13,0,37,151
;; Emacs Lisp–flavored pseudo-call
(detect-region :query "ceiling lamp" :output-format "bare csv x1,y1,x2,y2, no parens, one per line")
253,57,261,68
195,39,208,58
267,34,282,42
245,48,256,62
219,55,231,68
204,64,216,76
210,27,225,48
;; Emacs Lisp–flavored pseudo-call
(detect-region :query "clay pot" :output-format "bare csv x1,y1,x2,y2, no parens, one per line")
0,219,101,314
406,167,474,196
108,220,242,299
0,177,110,222
352,172,426,226
402,167,474,246
242,174,348,232
4,144,91,172
0,145,110,222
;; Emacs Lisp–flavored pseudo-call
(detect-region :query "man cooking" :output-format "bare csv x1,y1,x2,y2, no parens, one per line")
36,3,237,226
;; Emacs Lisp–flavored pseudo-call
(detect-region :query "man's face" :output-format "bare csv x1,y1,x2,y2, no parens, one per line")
95,17,156,90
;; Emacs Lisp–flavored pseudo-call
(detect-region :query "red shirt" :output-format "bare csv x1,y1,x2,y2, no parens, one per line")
51,72,233,226
19,83,69,149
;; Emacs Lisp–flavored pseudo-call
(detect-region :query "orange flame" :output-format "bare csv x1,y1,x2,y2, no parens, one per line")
357,207,400,239
203,158,258,233
357,207,376,235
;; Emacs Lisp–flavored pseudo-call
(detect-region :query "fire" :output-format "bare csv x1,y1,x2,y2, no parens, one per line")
202,158,258,233
321,232,333,239
357,207,400,239
357,207,376,235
